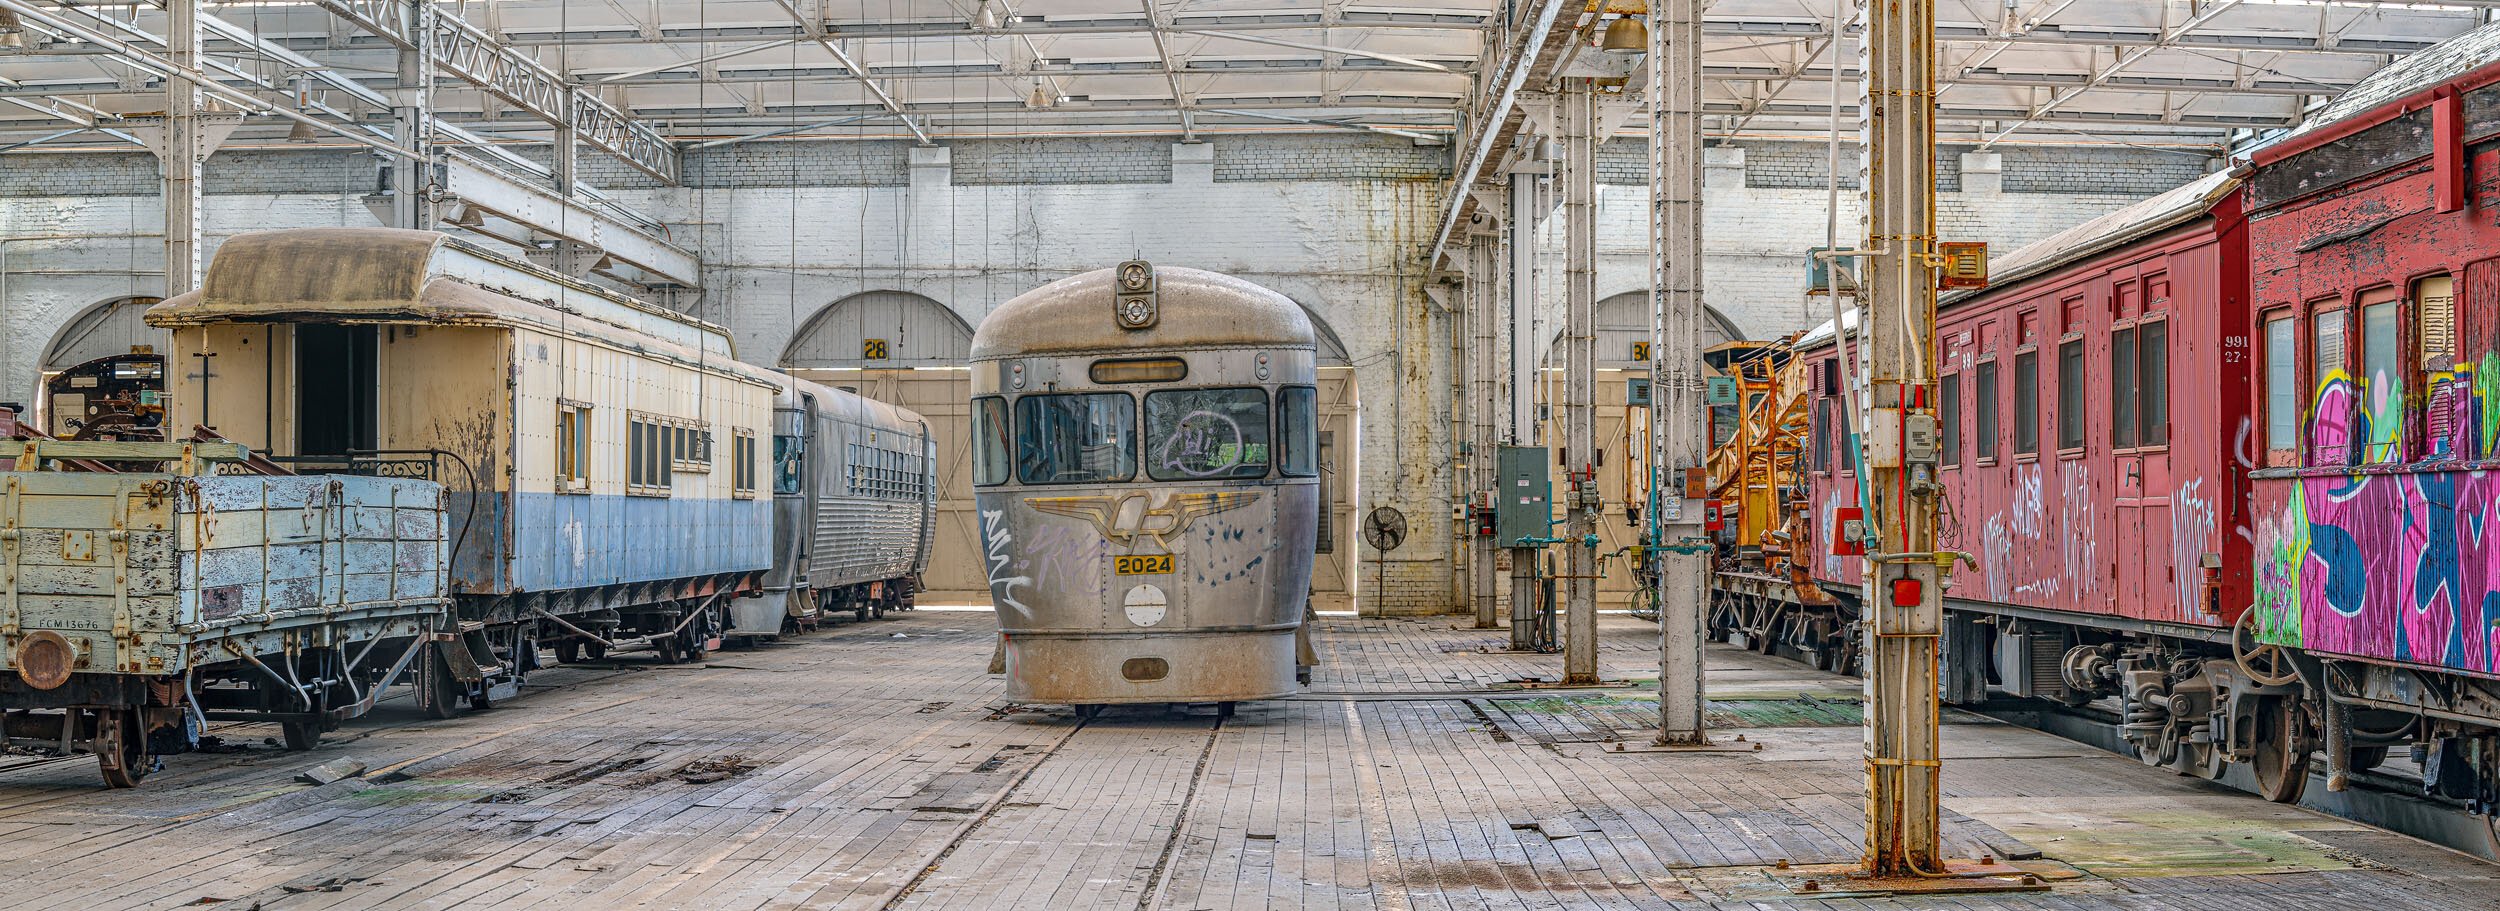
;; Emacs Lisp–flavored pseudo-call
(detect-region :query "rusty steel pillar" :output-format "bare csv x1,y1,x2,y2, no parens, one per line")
1859,0,1947,878
1559,78,1600,687
1650,0,1709,744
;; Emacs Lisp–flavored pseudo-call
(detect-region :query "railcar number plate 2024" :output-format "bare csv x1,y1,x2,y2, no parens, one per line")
1115,554,1174,575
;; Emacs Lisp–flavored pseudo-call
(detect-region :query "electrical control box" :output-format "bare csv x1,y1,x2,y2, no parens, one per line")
1495,446,1551,546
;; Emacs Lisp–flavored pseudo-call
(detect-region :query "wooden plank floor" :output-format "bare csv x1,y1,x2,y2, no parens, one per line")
0,612,2489,909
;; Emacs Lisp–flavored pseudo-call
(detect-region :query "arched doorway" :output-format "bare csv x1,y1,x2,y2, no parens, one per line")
780,291,986,600
1537,293,1746,606
39,296,166,433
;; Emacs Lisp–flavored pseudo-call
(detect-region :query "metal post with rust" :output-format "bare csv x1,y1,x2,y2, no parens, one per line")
1860,0,1947,878
164,0,201,295
1650,0,1709,745
1559,78,1599,687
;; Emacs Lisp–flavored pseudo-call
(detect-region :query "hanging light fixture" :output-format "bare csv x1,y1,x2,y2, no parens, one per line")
1601,15,1647,54
0,10,26,51
971,0,1001,31
286,119,319,143
1026,81,1052,109
285,75,317,142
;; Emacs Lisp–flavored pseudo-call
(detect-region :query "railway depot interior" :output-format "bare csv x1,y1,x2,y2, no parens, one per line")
11,1,2500,908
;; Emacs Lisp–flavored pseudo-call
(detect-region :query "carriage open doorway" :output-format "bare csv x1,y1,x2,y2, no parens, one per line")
295,323,378,457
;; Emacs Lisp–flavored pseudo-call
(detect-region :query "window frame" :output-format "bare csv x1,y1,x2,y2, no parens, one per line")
626,412,675,497
2136,317,2169,449
1974,358,2000,465
2414,271,2462,459
1013,391,1140,486
2056,334,2086,456
1142,385,1277,482
731,429,758,498
1938,372,1960,469
555,402,591,493
2012,347,2040,459
1277,385,1320,479
2309,299,2351,467
2260,307,2300,466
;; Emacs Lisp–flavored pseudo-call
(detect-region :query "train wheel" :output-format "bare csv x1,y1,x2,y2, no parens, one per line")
2348,744,2390,771
282,720,323,752
556,639,583,665
2249,696,2309,803
585,640,609,661
94,710,150,789
417,645,464,720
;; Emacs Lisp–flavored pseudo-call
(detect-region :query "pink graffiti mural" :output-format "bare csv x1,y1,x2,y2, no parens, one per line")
2252,372,2500,677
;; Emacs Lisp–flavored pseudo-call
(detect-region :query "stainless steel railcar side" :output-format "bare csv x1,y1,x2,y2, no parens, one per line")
148,228,781,711
744,376,936,635
971,262,1320,706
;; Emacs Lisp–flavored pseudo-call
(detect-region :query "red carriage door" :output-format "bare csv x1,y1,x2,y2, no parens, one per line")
2113,275,2179,620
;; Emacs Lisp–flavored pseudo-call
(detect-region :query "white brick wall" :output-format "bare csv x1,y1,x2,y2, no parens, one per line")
0,134,2208,616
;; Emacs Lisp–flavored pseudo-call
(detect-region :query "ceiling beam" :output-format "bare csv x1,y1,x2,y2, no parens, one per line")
1977,0,2249,148
768,0,931,144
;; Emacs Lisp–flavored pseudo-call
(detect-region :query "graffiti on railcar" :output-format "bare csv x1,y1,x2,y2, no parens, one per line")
2251,369,2500,676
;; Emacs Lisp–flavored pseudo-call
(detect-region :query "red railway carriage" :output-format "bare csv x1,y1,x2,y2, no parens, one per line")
1776,33,2500,818
1803,170,2251,634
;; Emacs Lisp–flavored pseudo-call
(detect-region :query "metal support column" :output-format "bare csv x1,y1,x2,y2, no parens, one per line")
1560,81,1599,686
1506,170,1541,652
163,0,201,294
1470,230,1503,629
1651,0,1709,744
1860,0,1946,878
389,2,435,231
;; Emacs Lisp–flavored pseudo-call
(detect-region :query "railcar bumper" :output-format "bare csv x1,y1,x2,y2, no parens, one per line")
1000,628,1300,704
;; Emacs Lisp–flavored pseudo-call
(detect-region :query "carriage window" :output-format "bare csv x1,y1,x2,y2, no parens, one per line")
2313,307,2348,465
732,430,757,496
773,433,804,495
556,404,590,492
1975,360,1999,461
2419,274,2461,457
2263,312,2298,463
2138,320,2167,446
2013,351,2039,456
1145,387,1273,481
973,396,1011,486
1938,374,1960,468
1015,393,1136,485
2361,289,2401,463
1277,386,1319,478
2112,327,2138,449
2057,338,2084,452
1810,398,1830,473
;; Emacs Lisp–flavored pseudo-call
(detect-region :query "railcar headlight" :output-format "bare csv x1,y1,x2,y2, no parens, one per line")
1255,352,1271,381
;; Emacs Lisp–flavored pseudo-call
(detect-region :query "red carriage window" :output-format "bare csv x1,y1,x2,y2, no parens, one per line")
2014,350,2040,456
2359,287,2402,464
2311,305,2349,466
2113,327,2138,449
2418,274,2461,458
1940,373,1961,468
2057,338,2085,452
1975,360,2000,462
2139,320,2168,447
2263,310,2299,466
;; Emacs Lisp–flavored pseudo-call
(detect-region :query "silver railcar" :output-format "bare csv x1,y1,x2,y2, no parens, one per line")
743,377,936,635
971,262,1319,706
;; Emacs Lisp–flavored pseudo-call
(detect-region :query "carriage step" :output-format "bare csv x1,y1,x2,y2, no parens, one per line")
440,627,504,684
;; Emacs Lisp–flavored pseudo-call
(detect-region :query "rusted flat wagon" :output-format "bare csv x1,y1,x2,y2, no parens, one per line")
0,440,448,786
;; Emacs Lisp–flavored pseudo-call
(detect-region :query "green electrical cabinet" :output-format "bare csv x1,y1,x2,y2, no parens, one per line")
1495,446,1551,545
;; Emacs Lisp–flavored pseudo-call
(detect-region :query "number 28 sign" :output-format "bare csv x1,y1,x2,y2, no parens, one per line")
862,338,889,360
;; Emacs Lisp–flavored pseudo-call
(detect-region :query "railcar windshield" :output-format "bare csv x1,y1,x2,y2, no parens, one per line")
1145,388,1273,481
1015,393,1136,484
1277,386,1318,478
972,396,1011,486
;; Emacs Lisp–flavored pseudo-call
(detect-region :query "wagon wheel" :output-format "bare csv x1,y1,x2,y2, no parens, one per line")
416,644,464,720
2249,695,2311,803
282,719,323,752
2232,609,2302,688
584,639,609,661
555,638,583,665
93,710,151,789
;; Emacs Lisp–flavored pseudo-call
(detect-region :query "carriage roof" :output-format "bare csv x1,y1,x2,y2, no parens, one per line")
969,265,1314,360
148,228,781,388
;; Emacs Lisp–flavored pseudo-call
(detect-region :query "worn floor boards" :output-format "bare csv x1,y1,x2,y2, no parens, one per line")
0,612,2484,910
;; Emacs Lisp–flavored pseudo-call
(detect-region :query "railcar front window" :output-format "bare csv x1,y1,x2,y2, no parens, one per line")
972,396,1010,486
1145,388,1273,481
1015,393,1136,485
1278,386,1319,478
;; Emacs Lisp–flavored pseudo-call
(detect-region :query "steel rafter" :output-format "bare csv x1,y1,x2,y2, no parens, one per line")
306,0,682,182
1977,0,2251,147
